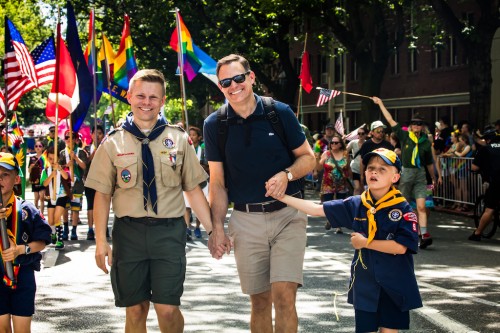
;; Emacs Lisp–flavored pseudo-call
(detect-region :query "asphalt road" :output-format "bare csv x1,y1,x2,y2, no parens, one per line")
25,188,499,333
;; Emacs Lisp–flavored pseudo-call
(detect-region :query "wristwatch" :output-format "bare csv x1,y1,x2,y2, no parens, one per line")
284,168,293,181
25,244,32,255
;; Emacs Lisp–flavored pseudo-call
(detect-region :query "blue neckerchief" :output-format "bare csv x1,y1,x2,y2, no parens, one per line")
121,112,167,214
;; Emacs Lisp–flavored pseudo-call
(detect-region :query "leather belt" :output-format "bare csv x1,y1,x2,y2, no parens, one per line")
233,192,302,213
117,216,182,226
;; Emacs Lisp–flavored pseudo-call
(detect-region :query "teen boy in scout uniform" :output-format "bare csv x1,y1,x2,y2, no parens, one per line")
86,69,216,333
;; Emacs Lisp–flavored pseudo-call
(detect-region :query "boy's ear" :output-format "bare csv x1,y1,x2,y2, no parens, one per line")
14,175,21,185
392,173,401,184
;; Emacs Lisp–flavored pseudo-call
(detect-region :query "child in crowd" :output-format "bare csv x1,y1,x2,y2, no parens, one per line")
40,146,70,250
0,152,51,332
273,148,422,332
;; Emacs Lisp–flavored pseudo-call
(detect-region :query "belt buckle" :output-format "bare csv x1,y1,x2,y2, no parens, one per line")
261,200,275,213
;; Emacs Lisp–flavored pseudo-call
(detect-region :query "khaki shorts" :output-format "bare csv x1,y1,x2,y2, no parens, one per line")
110,216,186,307
399,167,427,200
228,206,307,295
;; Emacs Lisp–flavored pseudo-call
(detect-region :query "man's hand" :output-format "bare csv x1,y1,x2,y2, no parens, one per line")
264,171,288,199
350,232,368,250
95,241,113,274
208,230,233,259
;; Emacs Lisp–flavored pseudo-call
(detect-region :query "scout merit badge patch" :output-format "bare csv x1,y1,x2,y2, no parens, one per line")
163,137,175,149
121,169,131,183
404,212,418,232
388,209,402,222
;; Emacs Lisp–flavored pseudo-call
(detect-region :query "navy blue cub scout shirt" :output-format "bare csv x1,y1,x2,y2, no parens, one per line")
323,196,422,312
0,198,51,275
204,94,305,204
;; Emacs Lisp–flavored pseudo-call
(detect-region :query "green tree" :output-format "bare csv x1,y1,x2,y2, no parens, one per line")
429,0,500,129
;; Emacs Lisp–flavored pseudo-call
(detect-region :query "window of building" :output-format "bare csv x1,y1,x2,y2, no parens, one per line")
333,49,343,84
294,57,302,76
448,36,458,66
350,59,358,81
391,48,400,75
432,48,442,69
408,48,418,73
317,55,328,86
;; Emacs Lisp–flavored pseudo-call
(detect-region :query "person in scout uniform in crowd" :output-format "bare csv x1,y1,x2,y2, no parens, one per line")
85,69,218,333
59,130,88,241
273,148,422,333
0,152,52,332
373,97,437,249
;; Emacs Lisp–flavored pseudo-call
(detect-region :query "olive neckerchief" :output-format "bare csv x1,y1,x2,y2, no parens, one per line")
360,186,406,245
0,194,22,289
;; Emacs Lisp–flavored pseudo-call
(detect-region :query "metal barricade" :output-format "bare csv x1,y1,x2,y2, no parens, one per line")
434,156,483,206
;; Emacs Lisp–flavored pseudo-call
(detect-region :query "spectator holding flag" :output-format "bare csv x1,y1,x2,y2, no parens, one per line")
373,97,437,249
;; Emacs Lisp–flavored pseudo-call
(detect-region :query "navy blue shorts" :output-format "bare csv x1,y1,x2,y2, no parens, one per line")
0,266,36,316
47,196,69,209
355,289,410,332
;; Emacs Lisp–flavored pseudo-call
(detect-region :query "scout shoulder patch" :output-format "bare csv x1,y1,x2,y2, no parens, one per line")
403,212,418,223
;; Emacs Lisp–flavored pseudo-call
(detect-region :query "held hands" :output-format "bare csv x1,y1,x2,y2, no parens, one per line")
350,232,368,250
265,171,288,199
208,230,233,260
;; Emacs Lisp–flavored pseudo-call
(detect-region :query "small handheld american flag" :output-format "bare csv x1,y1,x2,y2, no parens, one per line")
316,88,341,107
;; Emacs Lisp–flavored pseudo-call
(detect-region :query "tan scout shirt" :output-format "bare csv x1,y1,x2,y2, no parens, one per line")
85,124,207,218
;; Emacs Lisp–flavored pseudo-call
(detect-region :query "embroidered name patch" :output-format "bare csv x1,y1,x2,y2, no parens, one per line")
121,169,131,183
388,209,402,222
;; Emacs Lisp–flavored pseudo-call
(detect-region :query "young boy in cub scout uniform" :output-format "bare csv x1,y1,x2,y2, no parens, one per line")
0,152,52,332
274,148,422,332
85,69,217,333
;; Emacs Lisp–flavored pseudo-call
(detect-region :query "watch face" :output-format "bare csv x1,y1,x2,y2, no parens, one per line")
26,245,31,254
287,172,293,181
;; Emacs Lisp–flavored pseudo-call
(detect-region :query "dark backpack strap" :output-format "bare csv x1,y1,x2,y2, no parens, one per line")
261,96,294,161
217,104,229,162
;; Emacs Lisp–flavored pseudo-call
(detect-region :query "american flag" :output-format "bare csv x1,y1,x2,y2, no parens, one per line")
3,36,56,111
6,19,38,87
334,113,345,136
316,88,341,107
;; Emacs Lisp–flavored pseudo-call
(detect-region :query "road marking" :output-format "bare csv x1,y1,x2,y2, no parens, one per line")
416,306,479,333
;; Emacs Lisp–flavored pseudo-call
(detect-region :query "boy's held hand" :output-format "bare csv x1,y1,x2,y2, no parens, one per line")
350,232,368,250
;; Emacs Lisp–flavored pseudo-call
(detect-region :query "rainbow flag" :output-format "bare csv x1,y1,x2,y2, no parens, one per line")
9,112,23,137
169,12,202,82
113,14,138,90
83,9,95,75
97,34,116,93
39,153,49,169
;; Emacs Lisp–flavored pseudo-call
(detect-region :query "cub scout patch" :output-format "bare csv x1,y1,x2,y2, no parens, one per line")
403,212,418,223
121,169,131,183
22,209,28,221
388,209,402,222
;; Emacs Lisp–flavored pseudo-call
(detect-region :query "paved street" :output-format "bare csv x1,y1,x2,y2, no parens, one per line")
25,188,500,332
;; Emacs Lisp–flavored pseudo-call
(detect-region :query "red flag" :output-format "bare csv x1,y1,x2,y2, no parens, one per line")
298,51,313,93
45,34,79,123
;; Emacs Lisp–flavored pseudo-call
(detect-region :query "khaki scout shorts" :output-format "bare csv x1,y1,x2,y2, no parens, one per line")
228,206,307,295
399,167,427,200
110,216,186,307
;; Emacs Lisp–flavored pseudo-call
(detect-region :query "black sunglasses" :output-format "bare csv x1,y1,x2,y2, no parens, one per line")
219,71,251,88
411,122,424,126
358,132,366,135
331,141,341,145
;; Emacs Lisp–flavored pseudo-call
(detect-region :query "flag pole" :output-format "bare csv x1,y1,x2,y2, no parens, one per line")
174,8,189,128
3,18,9,149
315,87,373,100
90,8,98,137
297,33,308,123
53,8,61,202
102,33,116,128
